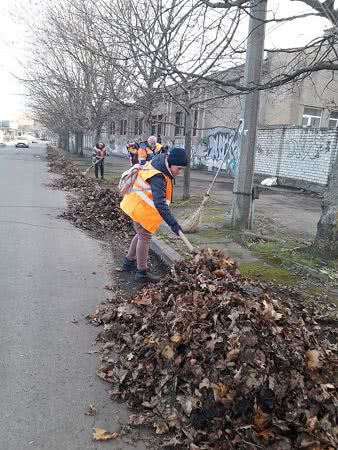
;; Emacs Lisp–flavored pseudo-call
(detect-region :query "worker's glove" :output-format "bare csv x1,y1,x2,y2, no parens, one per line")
171,223,182,236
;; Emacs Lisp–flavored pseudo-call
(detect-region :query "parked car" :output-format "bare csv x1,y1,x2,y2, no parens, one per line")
15,137,30,148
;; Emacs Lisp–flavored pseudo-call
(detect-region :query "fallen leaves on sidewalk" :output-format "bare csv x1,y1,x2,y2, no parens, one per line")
93,428,119,441
47,147,132,235
92,248,337,450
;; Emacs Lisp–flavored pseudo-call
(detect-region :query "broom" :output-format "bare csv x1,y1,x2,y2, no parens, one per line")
81,158,100,176
181,132,238,234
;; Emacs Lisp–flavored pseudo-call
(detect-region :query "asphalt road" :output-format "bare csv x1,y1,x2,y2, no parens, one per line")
0,144,146,450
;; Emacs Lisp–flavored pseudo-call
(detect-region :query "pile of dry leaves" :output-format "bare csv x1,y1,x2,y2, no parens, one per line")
62,185,132,234
47,147,95,191
92,249,337,450
47,147,132,234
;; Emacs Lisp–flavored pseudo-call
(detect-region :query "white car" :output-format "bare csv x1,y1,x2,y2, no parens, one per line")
15,137,30,148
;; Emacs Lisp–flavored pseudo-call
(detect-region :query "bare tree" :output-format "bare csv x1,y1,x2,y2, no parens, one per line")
20,0,338,253
20,0,129,153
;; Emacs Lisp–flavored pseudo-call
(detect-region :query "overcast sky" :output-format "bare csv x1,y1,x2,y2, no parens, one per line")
0,0,333,120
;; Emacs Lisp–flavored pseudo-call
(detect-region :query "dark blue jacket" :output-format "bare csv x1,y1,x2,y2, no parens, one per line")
147,155,178,229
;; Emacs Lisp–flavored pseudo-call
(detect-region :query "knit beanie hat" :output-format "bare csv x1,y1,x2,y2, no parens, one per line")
168,147,188,166
147,135,157,145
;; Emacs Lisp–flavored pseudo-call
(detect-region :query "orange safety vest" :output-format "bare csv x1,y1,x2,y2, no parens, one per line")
154,143,163,154
95,148,106,159
120,162,172,233
129,146,139,165
138,145,153,163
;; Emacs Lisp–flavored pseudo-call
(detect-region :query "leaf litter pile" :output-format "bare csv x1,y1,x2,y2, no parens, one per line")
47,147,132,234
92,249,337,450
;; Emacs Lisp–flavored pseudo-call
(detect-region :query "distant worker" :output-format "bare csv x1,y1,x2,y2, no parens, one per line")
92,142,109,179
138,139,154,166
147,135,163,155
127,142,139,166
120,147,188,283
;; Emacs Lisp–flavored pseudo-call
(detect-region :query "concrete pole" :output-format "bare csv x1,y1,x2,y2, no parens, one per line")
231,0,267,229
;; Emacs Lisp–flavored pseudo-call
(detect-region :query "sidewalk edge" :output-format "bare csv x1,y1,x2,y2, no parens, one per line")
150,236,182,267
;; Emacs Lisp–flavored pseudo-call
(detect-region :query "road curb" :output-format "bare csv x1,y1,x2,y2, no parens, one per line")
150,235,182,267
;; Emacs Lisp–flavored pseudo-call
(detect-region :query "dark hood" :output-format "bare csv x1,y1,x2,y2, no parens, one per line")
151,154,173,179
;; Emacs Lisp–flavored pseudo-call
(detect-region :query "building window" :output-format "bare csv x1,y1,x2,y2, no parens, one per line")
328,111,338,128
175,111,184,136
109,121,115,135
193,110,198,136
120,119,127,135
302,107,322,128
157,115,163,136
150,115,156,136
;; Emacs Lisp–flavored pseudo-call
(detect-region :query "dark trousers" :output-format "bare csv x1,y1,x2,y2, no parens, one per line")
95,159,104,178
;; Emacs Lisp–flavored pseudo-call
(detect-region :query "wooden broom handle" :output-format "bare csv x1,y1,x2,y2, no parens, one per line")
179,230,194,252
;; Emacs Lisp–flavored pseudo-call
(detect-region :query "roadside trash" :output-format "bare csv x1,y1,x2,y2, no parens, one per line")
261,177,278,186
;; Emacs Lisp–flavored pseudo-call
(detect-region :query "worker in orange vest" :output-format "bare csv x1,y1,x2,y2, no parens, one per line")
120,147,188,283
147,135,163,155
127,142,139,166
92,142,109,179
138,140,154,165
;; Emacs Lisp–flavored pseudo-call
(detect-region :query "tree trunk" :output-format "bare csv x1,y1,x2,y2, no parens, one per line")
61,131,69,151
314,149,338,257
64,131,70,152
57,135,62,149
94,126,102,145
73,132,78,155
182,109,192,200
78,132,84,157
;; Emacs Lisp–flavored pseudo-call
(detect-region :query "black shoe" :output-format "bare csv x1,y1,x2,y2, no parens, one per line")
135,269,161,283
122,257,137,272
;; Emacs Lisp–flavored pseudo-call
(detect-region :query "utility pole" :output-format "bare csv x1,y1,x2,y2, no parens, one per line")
231,0,267,229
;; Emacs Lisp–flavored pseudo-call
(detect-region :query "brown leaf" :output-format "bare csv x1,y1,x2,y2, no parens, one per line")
306,416,318,433
93,428,119,441
226,347,240,362
256,429,274,441
162,344,175,360
211,383,228,401
261,299,283,321
306,350,322,369
84,403,97,416
154,420,169,434
171,335,182,344
133,295,152,306
254,407,272,431
129,414,146,426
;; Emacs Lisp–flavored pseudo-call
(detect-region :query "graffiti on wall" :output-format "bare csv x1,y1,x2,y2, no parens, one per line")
285,138,331,160
192,128,240,176
256,141,275,157
256,129,333,161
